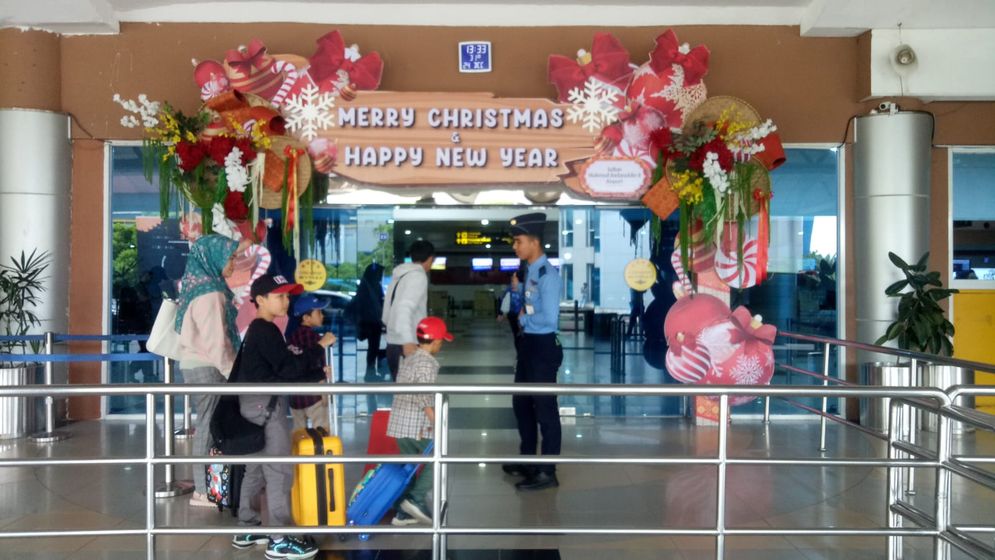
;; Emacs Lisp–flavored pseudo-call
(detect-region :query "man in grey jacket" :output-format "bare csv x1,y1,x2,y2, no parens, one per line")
382,240,435,378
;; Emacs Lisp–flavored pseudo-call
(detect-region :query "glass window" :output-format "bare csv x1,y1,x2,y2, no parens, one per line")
729,147,841,414
108,145,184,414
560,208,574,247
951,149,995,286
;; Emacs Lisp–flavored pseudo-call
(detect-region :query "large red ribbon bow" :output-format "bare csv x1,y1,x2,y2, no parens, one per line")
548,32,633,103
648,30,710,86
308,30,383,90
225,39,272,73
727,306,777,355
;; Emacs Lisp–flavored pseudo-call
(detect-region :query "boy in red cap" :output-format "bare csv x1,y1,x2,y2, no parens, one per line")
385,316,453,526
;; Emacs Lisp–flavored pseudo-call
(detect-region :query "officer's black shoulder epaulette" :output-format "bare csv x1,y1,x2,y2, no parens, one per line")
539,265,548,278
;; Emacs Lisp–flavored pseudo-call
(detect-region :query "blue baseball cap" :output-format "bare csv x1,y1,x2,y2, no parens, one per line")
292,294,330,317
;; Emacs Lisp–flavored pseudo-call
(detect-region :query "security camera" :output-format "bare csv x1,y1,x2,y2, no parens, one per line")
878,102,891,112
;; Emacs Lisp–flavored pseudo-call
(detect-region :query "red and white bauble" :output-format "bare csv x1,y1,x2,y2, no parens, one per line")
665,336,712,384
663,292,729,345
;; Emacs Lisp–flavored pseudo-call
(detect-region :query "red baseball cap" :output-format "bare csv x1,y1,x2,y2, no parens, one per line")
416,316,454,342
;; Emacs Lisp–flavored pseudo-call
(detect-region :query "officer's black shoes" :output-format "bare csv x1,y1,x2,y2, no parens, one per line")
515,471,559,491
502,464,530,477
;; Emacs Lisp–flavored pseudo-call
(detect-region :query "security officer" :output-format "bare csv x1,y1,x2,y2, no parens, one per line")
502,212,563,491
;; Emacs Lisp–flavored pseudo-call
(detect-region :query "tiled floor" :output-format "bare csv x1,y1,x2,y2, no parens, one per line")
1,317,993,559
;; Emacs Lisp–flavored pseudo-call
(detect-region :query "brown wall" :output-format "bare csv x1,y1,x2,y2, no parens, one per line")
4,23,995,417
0,28,61,111
67,139,105,419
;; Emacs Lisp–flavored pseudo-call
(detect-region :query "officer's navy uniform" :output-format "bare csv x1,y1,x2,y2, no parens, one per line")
510,213,563,482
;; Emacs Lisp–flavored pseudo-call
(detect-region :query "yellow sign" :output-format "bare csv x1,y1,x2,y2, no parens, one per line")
624,259,657,292
296,259,328,292
455,231,493,246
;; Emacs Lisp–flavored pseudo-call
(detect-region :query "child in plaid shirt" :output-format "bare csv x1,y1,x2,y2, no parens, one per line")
287,294,336,432
385,316,453,526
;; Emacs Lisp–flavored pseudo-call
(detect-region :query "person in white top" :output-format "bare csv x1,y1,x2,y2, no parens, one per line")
381,240,435,379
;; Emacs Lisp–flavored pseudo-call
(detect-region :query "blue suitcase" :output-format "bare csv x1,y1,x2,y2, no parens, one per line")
346,442,434,540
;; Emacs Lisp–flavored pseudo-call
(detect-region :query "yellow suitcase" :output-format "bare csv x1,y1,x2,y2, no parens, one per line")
291,427,346,526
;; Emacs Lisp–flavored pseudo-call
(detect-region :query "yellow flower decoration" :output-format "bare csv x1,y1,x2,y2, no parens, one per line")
671,170,704,204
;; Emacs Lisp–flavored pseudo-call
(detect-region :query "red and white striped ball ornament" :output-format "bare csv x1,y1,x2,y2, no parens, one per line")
665,333,712,384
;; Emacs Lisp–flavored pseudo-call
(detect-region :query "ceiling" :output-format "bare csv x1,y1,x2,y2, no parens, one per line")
2,0,994,36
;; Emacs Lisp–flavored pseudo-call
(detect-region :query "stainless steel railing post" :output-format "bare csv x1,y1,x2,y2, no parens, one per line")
145,392,157,560
933,408,952,560
887,400,905,560
441,395,450,557
154,358,191,499
905,358,918,496
173,394,193,440
432,391,445,560
715,394,729,560
30,332,70,443
819,342,831,452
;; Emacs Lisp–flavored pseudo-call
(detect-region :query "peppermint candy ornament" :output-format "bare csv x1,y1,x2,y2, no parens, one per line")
715,236,759,289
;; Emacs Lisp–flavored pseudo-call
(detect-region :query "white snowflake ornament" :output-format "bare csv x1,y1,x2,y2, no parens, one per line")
284,84,336,141
566,78,621,133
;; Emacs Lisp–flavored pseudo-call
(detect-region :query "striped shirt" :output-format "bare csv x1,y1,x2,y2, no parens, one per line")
386,348,438,440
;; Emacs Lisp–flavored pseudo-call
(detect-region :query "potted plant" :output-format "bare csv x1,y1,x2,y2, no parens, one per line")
875,252,957,356
0,249,50,439
863,252,971,433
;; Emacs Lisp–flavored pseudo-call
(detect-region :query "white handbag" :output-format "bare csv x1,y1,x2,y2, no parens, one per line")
147,299,183,361
499,292,512,315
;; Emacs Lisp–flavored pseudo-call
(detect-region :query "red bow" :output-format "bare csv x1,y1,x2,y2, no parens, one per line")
669,330,702,358
648,30,710,86
225,39,272,73
727,307,777,354
548,33,633,103
308,31,383,90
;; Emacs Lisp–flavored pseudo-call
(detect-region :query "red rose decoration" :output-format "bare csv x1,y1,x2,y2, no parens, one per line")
234,137,257,164
690,138,734,172
175,141,207,173
209,136,236,166
223,191,249,221
649,128,673,162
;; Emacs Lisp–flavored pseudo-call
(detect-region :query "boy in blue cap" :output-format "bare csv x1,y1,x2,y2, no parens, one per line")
287,293,336,432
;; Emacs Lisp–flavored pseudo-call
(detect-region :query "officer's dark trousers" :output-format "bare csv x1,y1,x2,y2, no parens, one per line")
512,333,564,474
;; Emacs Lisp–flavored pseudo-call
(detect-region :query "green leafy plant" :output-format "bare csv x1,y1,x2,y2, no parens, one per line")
0,250,51,360
875,252,958,356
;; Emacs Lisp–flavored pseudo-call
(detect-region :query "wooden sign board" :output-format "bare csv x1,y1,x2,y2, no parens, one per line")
319,91,597,186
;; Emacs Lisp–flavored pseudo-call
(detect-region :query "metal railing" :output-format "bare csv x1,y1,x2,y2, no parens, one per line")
0,380,989,560
2,331,995,559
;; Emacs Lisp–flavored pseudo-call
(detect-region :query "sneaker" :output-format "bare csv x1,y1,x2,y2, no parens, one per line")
189,491,215,508
231,534,269,549
391,510,419,526
399,498,433,525
265,535,319,560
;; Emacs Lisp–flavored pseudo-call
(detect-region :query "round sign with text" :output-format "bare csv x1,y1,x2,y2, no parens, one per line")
296,259,328,292
624,258,658,292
